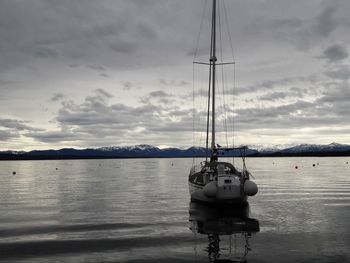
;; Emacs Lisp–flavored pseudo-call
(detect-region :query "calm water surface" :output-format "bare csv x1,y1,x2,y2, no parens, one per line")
0,157,350,262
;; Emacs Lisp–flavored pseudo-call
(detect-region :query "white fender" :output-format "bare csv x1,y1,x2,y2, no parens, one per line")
203,181,217,197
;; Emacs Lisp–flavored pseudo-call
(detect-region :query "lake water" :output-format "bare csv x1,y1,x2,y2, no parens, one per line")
0,157,350,262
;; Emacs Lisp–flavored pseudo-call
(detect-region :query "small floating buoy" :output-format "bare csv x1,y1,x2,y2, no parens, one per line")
55,167,58,170
12,171,16,175
171,163,174,166
312,164,316,167
346,162,348,164
317,163,319,165
295,166,298,169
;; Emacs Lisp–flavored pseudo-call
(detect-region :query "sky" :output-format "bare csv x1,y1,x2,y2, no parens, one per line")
1,0,350,151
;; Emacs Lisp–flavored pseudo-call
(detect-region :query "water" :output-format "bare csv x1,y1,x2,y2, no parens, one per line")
0,157,349,262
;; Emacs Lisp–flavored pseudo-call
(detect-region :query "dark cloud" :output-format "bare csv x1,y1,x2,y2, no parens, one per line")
233,84,350,131
0,117,42,143
109,40,138,54
0,79,15,86
319,82,350,104
324,65,350,80
56,93,161,130
234,78,300,95
139,90,174,104
32,46,59,59
159,79,189,87
25,130,80,143
140,90,176,105
68,63,79,68
149,90,172,98
95,88,113,98
136,23,158,39
26,91,195,145
259,91,287,101
240,2,343,51
259,88,305,102
185,88,208,99
122,81,133,90
0,118,42,132
50,93,65,102
315,5,337,38
99,73,109,78
322,44,348,62
0,0,206,73
87,65,106,71
0,130,19,141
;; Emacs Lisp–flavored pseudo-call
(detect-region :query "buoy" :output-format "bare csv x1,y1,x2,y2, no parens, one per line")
55,167,58,170
312,164,315,167
12,171,16,175
204,181,217,197
295,166,298,169
244,180,258,196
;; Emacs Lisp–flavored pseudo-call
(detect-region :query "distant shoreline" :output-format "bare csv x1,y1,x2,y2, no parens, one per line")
2,143,350,160
2,151,350,161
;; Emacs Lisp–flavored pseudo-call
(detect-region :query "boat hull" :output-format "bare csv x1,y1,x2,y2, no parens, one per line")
189,181,248,205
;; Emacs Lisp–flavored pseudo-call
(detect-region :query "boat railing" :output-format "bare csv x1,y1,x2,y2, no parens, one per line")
190,163,205,174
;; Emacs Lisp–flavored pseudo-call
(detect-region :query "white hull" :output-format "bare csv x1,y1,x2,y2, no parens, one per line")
188,162,253,205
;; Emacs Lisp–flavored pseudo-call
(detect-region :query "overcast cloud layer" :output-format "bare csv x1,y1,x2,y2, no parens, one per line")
1,0,350,150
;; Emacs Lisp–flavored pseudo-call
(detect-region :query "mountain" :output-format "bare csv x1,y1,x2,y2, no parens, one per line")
0,144,207,159
279,143,350,153
1,143,350,160
253,143,350,156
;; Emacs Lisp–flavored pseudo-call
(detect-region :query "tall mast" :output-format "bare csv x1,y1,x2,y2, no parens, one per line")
210,0,217,160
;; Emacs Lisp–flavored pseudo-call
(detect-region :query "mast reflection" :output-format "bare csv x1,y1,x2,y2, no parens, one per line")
189,202,259,262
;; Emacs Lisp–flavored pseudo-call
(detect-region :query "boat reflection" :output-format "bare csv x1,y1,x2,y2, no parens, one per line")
189,202,259,262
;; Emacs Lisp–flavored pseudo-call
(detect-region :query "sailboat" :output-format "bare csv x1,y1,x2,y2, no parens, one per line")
188,0,258,205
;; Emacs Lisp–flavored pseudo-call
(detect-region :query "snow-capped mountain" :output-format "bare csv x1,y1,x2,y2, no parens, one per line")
1,143,350,159
279,143,350,154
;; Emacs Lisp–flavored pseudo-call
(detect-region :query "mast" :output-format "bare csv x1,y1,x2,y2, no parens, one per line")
210,0,217,161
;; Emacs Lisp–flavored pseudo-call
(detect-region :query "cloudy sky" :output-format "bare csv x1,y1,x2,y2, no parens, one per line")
1,0,350,151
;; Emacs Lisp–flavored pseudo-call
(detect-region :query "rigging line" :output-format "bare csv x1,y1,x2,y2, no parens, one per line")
214,68,228,149
223,0,236,62
198,67,207,149
222,0,236,163
218,0,229,148
214,68,223,144
223,0,236,151
230,54,236,153
197,72,204,146
192,0,207,152
193,0,208,62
